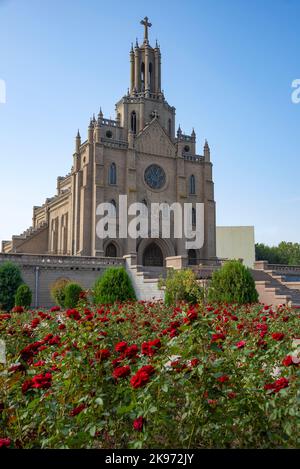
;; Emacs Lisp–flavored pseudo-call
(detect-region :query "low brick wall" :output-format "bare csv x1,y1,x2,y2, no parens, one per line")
0,253,125,308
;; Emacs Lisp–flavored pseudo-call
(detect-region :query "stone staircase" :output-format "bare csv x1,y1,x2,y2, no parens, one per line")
2,222,48,253
125,257,165,301
251,268,300,307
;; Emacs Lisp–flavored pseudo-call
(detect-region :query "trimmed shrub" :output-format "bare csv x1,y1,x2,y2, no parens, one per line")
93,267,136,304
64,282,83,309
15,284,32,309
50,278,71,308
0,261,23,311
159,269,204,306
208,260,258,304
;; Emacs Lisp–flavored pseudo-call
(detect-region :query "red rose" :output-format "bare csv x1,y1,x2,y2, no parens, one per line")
11,306,24,313
282,355,299,366
95,349,110,361
66,309,81,320
22,379,33,394
190,358,200,367
138,365,155,376
115,341,128,353
31,372,52,389
124,344,139,358
211,333,226,342
70,403,86,417
0,438,11,448
236,340,246,349
113,366,131,379
31,318,40,329
142,340,159,356
50,306,60,312
272,332,285,341
58,324,66,330
228,392,237,399
264,377,289,393
133,416,144,432
217,374,229,383
130,371,150,389
48,335,60,345
0,314,11,320
169,328,179,338
187,308,198,321
33,360,46,367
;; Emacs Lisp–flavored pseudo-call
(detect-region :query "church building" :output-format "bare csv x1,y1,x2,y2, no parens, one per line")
2,18,216,268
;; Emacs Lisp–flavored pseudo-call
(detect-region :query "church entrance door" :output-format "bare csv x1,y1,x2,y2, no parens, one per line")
143,242,163,267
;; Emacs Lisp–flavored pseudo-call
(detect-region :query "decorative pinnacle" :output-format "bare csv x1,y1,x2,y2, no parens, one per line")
98,107,103,118
130,42,134,52
135,37,139,48
76,129,81,139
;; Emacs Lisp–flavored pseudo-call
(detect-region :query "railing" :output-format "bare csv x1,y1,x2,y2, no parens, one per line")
268,264,300,274
182,154,204,163
99,118,120,127
100,137,128,149
189,258,225,267
0,252,125,268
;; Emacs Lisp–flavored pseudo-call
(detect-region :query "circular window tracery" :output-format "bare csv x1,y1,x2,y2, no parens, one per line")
144,164,166,190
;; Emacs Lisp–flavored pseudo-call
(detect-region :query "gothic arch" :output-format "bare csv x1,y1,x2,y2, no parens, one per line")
130,111,137,134
137,237,175,266
189,174,196,194
109,163,117,185
104,240,121,257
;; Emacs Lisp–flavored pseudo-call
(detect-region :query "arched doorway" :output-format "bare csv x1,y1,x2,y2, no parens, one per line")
143,242,163,267
105,242,117,257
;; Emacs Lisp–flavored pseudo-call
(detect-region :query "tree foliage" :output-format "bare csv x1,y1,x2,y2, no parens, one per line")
50,278,71,308
159,269,204,306
255,242,300,266
208,260,258,304
93,267,136,305
0,262,23,311
64,282,83,309
15,284,32,308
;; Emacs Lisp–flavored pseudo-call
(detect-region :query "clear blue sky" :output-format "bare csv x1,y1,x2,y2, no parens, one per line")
0,0,299,246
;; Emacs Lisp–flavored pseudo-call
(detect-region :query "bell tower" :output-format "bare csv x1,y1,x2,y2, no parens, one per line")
115,17,175,139
130,17,162,98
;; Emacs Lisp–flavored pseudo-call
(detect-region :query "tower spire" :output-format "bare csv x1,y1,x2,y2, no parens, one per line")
140,16,152,44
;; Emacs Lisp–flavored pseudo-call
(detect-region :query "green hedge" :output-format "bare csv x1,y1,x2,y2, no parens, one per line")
159,269,204,306
0,262,23,311
208,260,258,304
15,284,32,308
93,267,136,304
50,278,71,308
64,283,83,309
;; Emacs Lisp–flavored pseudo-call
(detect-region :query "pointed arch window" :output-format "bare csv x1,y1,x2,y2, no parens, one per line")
141,62,145,90
105,242,117,258
131,111,137,134
189,174,196,195
192,207,196,225
109,163,117,185
149,62,153,90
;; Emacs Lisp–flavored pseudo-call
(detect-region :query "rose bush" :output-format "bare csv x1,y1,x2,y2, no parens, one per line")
0,299,299,448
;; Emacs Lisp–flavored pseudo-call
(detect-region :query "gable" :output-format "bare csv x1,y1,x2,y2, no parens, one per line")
135,119,176,158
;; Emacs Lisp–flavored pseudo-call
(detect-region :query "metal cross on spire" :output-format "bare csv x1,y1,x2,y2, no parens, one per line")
140,16,152,43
